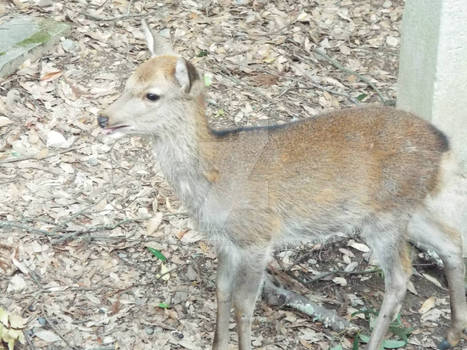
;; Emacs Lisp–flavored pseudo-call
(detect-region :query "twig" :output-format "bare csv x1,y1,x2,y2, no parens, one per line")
282,83,360,105
289,64,360,104
0,217,149,244
88,0,111,10
105,265,185,299
311,48,388,105
52,217,150,244
81,11,144,22
23,329,36,350
412,242,443,267
0,146,83,165
262,276,359,333
308,267,381,284
41,308,81,350
58,192,110,226
127,0,135,15
0,221,58,238
213,62,276,105
8,0,24,9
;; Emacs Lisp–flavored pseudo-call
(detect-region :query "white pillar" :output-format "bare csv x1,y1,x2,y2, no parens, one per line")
397,0,467,172
397,0,467,257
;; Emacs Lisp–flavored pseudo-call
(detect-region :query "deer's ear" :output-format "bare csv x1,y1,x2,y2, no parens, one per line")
175,58,199,93
141,19,174,57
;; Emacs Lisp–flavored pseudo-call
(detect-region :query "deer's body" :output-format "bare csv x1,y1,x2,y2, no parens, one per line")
98,25,467,350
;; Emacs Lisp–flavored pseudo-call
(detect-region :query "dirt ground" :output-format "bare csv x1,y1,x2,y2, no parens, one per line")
0,0,462,349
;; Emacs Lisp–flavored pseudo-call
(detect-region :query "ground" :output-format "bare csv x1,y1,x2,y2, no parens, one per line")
0,0,461,349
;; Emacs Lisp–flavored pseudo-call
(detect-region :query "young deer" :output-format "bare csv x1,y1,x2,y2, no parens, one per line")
98,22,467,350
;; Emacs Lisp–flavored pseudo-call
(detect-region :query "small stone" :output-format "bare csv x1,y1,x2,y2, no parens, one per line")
173,331,184,339
185,265,197,281
159,28,171,39
144,327,155,335
37,317,47,326
386,36,399,47
6,89,20,107
7,274,26,292
61,39,75,52
172,291,188,305
37,0,53,7
86,157,98,166
383,1,392,8
234,111,244,123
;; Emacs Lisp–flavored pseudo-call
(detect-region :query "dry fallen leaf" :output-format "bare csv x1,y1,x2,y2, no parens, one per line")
8,313,27,328
0,116,12,127
46,130,74,148
420,308,443,323
40,71,63,81
407,280,418,295
419,296,436,314
34,330,61,342
347,240,370,253
332,276,347,286
146,212,163,236
422,273,444,289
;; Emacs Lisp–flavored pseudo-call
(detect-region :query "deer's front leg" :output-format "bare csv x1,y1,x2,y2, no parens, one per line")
213,249,238,350
213,246,270,350
233,249,270,350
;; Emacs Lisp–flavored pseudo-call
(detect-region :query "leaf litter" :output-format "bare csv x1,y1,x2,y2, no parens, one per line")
0,0,456,349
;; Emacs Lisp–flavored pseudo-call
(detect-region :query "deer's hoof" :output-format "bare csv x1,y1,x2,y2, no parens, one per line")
438,339,452,350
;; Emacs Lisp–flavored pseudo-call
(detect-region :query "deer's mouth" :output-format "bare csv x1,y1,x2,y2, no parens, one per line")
104,125,130,134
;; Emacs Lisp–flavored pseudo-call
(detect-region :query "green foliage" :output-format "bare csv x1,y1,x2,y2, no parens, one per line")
330,345,343,350
197,49,209,57
157,302,170,309
204,73,212,87
147,247,167,262
212,109,225,118
351,307,378,319
357,93,368,101
16,31,51,47
0,307,26,350
352,334,360,350
388,314,413,344
351,308,412,349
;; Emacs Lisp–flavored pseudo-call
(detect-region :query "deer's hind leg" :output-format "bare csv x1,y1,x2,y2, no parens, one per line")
362,215,413,350
408,210,467,349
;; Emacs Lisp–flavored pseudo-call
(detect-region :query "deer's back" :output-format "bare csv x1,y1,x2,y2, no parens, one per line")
202,106,448,246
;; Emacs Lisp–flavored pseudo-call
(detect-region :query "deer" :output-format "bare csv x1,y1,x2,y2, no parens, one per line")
97,21,467,350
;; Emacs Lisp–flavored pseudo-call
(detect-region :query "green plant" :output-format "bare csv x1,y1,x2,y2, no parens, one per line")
351,308,412,349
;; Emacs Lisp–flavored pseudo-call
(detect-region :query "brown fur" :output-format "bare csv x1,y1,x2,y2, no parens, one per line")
191,106,447,248
135,55,177,82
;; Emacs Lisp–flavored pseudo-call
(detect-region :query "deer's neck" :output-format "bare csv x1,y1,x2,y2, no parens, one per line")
150,94,217,214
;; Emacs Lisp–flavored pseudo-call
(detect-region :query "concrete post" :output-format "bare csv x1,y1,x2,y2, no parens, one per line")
397,0,467,256
397,0,467,171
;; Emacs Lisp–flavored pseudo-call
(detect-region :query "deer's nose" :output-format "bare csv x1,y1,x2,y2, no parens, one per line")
97,115,109,128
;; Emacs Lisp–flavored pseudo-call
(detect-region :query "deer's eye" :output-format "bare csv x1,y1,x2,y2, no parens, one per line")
145,93,160,101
